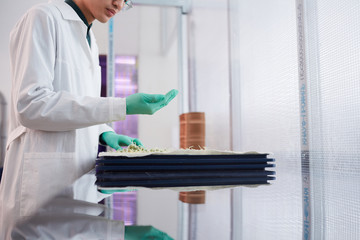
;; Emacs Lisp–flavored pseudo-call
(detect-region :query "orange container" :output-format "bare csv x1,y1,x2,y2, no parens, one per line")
179,112,206,204
179,191,206,204
179,112,205,149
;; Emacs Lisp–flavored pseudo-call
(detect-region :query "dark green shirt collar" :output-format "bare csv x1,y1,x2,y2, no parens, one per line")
65,0,92,47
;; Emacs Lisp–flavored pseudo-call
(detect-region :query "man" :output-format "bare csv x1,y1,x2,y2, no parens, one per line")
0,0,178,238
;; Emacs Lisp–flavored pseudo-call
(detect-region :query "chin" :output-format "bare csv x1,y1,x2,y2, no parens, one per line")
98,19,109,23
97,17,110,23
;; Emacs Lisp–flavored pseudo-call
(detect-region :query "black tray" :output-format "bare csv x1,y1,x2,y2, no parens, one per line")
95,163,275,173
96,154,273,166
96,170,276,181
95,176,276,188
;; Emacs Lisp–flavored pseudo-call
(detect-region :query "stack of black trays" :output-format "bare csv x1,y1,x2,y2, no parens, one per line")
95,153,275,188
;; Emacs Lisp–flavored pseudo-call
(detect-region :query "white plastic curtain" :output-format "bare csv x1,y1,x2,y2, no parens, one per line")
230,0,360,239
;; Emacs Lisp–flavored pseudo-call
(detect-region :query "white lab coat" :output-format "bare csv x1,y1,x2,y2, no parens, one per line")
0,0,126,238
12,171,125,240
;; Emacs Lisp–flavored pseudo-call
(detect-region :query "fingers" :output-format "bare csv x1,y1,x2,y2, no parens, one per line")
126,89,178,115
144,94,165,103
132,138,144,147
153,94,165,102
147,89,179,109
158,89,179,108
104,133,144,150
143,89,178,104
164,89,179,105
114,145,122,151
117,135,144,148
118,135,133,146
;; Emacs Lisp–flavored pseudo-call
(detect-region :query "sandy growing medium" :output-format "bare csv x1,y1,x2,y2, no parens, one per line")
98,144,268,158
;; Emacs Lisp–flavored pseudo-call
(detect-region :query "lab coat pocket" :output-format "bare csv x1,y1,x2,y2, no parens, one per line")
20,152,76,217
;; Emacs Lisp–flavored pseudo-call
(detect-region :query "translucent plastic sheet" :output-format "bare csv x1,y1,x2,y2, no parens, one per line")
305,0,360,239
231,0,360,239
236,1,302,239
174,0,233,239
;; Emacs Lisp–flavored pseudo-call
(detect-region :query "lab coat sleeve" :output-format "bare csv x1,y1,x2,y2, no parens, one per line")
98,124,114,136
10,8,126,132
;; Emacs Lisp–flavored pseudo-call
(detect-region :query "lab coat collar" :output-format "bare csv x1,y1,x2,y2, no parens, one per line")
52,0,83,22
52,0,97,64
64,0,92,28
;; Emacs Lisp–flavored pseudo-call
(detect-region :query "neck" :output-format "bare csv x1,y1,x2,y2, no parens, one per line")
72,0,95,24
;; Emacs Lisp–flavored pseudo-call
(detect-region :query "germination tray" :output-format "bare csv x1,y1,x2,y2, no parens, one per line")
95,150,276,188
96,176,276,188
96,170,276,181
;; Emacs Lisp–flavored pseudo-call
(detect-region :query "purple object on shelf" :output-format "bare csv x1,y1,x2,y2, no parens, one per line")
98,55,139,226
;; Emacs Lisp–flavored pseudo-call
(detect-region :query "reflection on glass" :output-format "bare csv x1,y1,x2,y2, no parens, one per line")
112,55,138,226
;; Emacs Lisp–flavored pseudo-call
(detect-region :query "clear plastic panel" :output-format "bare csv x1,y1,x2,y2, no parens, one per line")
180,0,232,239
231,0,360,239
235,0,302,239
305,0,360,239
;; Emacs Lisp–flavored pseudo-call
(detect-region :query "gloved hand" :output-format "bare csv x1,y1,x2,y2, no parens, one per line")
125,225,174,240
100,131,143,150
126,89,178,115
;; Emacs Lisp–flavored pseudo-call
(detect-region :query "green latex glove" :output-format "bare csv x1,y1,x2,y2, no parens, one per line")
100,131,143,150
125,226,174,240
126,89,178,115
